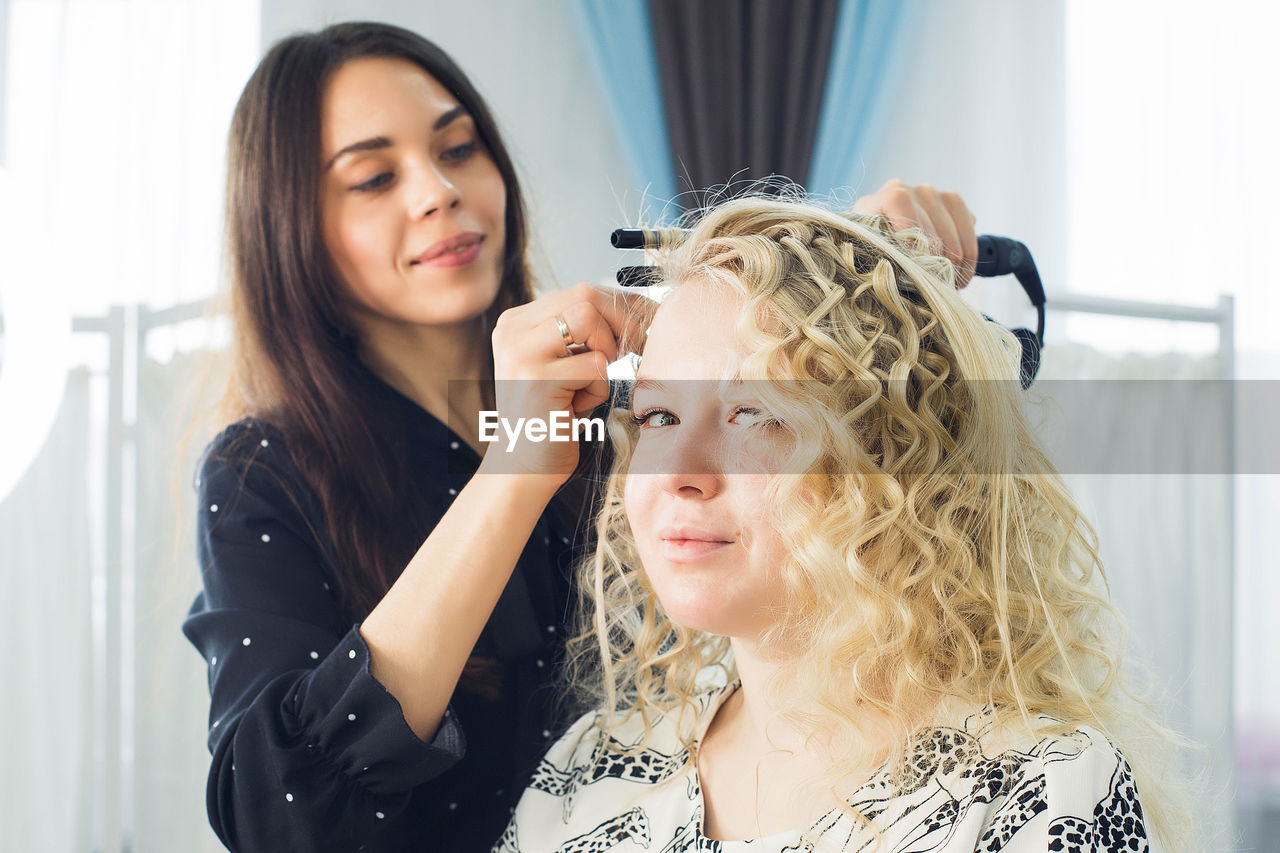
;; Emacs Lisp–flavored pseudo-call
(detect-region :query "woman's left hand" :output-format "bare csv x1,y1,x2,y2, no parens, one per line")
852,179,979,288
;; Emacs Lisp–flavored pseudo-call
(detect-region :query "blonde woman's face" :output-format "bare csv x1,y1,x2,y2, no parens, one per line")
624,281,791,641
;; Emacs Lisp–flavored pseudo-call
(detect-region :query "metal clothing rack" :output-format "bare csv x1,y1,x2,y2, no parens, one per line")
0,299,210,853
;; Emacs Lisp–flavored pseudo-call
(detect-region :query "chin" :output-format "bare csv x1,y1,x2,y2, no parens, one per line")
657,592,762,639
407,288,499,327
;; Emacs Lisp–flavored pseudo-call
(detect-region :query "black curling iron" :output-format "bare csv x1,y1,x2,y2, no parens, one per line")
611,228,1046,389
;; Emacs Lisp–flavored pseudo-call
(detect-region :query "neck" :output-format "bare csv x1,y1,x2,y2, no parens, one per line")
718,635,908,781
723,637,812,754
353,313,490,430
696,637,900,841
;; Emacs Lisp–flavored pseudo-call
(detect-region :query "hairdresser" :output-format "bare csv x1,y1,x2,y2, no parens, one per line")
181,21,980,853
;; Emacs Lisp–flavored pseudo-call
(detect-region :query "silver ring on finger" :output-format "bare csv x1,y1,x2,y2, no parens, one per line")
554,313,589,357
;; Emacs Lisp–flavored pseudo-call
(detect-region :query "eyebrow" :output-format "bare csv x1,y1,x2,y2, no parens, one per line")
433,104,468,131
324,136,391,172
323,106,470,172
631,378,669,395
629,375,744,404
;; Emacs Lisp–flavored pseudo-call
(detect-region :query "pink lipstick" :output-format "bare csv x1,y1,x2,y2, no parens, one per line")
411,232,483,268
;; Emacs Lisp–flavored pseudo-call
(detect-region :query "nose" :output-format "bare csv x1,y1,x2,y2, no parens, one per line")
653,429,725,500
408,160,461,219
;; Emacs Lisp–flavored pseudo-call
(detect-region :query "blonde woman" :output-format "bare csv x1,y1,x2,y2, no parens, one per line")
496,197,1185,852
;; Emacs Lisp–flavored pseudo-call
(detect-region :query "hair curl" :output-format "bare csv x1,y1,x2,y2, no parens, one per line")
567,194,1193,847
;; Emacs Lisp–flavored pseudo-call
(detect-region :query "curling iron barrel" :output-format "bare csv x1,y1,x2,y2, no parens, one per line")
612,227,1045,338
610,228,688,251
610,225,1046,388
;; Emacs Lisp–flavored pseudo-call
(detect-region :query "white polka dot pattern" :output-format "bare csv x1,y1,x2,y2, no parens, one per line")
185,408,583,845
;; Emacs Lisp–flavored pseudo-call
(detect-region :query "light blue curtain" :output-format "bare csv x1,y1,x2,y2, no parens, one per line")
568,0,678,212
808,0,926,196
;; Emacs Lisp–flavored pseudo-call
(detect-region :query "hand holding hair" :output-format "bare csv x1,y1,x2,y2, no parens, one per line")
852,178,979,288
485,281,655,480
363,281,653,742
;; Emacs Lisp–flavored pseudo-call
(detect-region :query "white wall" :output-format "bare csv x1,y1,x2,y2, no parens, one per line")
862,0,1066,329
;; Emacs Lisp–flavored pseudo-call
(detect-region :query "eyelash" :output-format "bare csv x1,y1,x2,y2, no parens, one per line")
440,140,480,163
630,408,676,429
630,406,776,430
353,172,393,192
349,140,482,193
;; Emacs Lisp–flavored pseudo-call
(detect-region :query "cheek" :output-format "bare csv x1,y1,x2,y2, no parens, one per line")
739,481,789,589
627,437,664,478
477,160,507,222
323,200,399,286
484,176,508,261
737,475,773,534
750,526,789,592
622,476,651,537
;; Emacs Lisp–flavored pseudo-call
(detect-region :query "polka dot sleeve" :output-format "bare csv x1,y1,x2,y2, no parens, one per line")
182,421,465,852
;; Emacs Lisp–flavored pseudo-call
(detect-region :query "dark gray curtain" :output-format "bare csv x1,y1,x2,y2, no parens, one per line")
648,0,839,202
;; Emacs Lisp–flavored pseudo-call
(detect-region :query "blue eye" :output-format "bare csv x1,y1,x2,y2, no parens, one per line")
441,140,480,163
352,172,393,192
631,408,677,429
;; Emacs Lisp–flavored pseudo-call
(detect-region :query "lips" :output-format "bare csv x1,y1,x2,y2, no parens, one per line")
657,525,735,561
658,525,734,543
410,232,484,266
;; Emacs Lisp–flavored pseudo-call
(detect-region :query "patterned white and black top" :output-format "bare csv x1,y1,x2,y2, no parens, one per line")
496,682,1152,853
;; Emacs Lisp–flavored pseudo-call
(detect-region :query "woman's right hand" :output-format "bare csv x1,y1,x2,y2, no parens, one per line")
485,281,654,481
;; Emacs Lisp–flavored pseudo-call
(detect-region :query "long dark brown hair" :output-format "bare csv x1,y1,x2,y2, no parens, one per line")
218,23,537,645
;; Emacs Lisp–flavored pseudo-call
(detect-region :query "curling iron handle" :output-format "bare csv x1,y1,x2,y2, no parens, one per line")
975,235,1045,307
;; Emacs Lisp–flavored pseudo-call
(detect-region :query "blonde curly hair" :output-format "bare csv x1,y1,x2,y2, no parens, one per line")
567,195,1191,847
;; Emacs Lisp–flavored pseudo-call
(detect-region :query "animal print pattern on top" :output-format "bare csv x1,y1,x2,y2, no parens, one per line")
495,683,1152,853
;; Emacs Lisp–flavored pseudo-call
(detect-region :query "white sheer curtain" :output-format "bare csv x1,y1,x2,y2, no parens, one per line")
1034,340,1235,848
0,366,95,852
1064,3,1280,849
0,2,257,851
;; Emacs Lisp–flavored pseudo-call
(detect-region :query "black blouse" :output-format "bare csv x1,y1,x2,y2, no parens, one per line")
182,378,605,852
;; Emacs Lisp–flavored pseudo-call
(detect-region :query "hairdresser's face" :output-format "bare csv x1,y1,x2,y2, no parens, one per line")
320,57,505,334
624,282,791,642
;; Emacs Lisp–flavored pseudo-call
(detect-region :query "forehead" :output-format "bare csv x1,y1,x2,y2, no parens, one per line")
637,280,747,382
321,57,458,149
